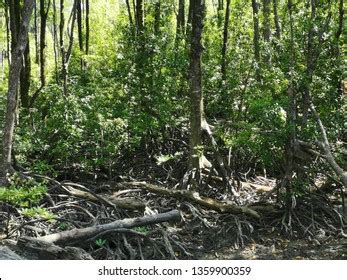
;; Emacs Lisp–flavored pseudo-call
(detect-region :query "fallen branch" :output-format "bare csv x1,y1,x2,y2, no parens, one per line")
63,183,146,211
37,210,181,245
117,182,261,219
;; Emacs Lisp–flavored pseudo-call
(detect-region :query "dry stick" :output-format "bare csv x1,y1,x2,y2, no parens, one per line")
118,182,260,219
37,210,181,245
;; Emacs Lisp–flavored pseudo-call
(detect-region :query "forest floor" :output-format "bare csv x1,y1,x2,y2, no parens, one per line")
1,166,346,260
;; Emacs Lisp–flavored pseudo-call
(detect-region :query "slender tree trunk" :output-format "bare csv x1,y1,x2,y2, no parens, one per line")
135,0,144,35
154,0,161,35
301,0,316,128
176,0,185,39
189,0,206,170
1,0,34,181
221,0,231,82
282,0,296,214
262,0,271,42
34,1,39,64
272,0,281,39
251,0,261,80
85,0,90,56
187,0,193,35
19,42,30,108
333,0,343,57
4,1,11,66
76,0,84,68
262,0,271,64
52,0,59,83
40,0,51,87
59,0,67,94
125,0,134,27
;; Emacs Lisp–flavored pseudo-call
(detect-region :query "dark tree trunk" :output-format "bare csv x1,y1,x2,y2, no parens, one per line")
135,0,144,35
85,0,90,56
187,0,193,35
251,0,261,80
176,0,185,38
189,0,206,170
9,0,31,108
125,0,134,27
40,0,51,87
19,42,31,108
76,0,84,68
301,0,316,128
59,0,67,93
52,0,59,83
154,0,161,35
272,0,281,39
4,1,11,67
262,0,271,42
262,0,271,64
1,0,34,181
282,0,296,213
34,1,39,64
221,0,231,82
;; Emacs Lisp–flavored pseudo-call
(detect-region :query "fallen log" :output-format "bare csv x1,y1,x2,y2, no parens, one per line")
37,210,181,245
116,182,261,219
16,237,93,259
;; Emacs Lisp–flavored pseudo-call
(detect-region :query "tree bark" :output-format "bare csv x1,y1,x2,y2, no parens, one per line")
221,0,231,82
85,0,90,56
135,0,144,35
39,0,51,87
125,0,134,27
176,0,185,39
0,0,34,181
154,0,161,35
38,210,181,245
76,0,84,68
19,42,30,108
117,182,260,219
262,0,271,42
251,0,261,80
272,0,281,39
189,0,206,170
262,0,271,64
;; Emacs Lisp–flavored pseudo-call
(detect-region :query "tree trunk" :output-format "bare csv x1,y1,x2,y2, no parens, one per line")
60,0,77,95
0,0,34,181
262,0,271,42
52,0,59,83
176,0,185,39
59,0,66,93
19,42,30,108
281,0,296,211
125,0,134,27
135,0,144,35
272,0,281,39
189,0,206,170
85,0,90,56
262,0,271,64
34,1,39,64
39,0,51,87
76,0,84,68
154,0,161,35
221,0,231,82
251,0,261,80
